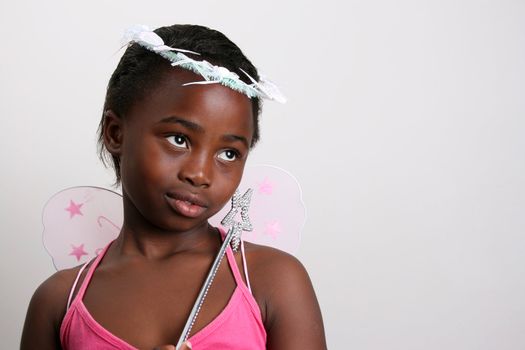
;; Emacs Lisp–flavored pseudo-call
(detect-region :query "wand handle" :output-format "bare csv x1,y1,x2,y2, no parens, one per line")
175,226,236,349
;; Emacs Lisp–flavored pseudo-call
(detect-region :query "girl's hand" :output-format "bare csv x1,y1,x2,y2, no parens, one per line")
153,341,192,350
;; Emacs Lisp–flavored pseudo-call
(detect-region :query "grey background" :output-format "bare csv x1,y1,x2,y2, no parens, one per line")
1,0,524,349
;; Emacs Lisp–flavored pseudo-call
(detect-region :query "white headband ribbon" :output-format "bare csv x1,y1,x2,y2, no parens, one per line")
122,25,286,103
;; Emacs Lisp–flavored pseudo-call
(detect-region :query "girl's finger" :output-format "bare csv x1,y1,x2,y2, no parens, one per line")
153,345,175,350
153,341,192,350
180,342,192,350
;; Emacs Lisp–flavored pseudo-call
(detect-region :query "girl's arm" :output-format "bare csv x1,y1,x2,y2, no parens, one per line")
249,247,327,349
20,268,78,349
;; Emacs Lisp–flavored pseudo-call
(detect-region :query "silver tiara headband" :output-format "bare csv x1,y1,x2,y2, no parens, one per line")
122,25,286,103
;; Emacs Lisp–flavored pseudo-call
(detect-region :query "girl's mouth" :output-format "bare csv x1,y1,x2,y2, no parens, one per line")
165,193,208,218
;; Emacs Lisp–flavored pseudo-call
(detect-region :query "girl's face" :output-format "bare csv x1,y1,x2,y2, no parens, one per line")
114,68,254,233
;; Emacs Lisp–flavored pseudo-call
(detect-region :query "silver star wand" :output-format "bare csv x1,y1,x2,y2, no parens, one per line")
175,189,254,349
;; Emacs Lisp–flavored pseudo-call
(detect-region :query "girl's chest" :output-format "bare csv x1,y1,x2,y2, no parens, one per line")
80,259,238,348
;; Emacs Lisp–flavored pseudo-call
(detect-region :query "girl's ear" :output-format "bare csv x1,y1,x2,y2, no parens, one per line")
103,110,124,155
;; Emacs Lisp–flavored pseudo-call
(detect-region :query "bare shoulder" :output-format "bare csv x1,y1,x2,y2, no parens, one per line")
38,266,81,307
243,242,309,288
20,265,83,349
243,242,327,349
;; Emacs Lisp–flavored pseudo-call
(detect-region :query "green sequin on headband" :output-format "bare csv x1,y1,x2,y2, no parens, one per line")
123,25,286,104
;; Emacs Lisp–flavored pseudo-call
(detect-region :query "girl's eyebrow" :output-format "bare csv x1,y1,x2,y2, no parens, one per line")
158,116,204,132
159,115,249,148
222,134,249,149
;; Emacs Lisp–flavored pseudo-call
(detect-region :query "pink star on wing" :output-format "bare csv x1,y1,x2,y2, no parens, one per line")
265,220,282,239
65,200,83,218
69,244,88,261
258,177,274,195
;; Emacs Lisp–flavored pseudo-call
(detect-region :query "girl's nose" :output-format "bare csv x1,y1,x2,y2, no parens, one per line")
178,154,211,188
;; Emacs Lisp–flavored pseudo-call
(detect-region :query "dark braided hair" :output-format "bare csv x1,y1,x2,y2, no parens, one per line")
97,24,261,183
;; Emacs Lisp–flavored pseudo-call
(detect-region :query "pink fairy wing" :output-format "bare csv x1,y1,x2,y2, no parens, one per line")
42,186,123,270
209,165,305,255
42,166,305,270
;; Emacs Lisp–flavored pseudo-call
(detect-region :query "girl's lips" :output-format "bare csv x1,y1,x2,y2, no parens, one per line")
165,193,208,218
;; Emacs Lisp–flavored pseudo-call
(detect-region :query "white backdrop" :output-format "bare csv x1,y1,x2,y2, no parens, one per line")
1,0,524,349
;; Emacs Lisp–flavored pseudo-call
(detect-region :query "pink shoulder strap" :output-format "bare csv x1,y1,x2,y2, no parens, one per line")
240,240,252,293
66,261,89,310
218,227,252,291
65,242,113,310
225,245,250,290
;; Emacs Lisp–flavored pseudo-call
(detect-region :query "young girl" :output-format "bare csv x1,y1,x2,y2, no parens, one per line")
21,24,326,350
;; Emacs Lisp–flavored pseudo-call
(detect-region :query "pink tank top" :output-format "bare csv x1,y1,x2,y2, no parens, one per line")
60,238,267,349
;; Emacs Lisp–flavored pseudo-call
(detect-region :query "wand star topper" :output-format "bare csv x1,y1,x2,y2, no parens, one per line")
221,188,254,251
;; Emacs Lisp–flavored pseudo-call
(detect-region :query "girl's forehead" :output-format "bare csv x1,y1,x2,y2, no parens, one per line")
128,69,254,133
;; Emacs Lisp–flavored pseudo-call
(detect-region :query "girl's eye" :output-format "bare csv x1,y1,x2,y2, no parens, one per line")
167,135,188,148
218,149,239,162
